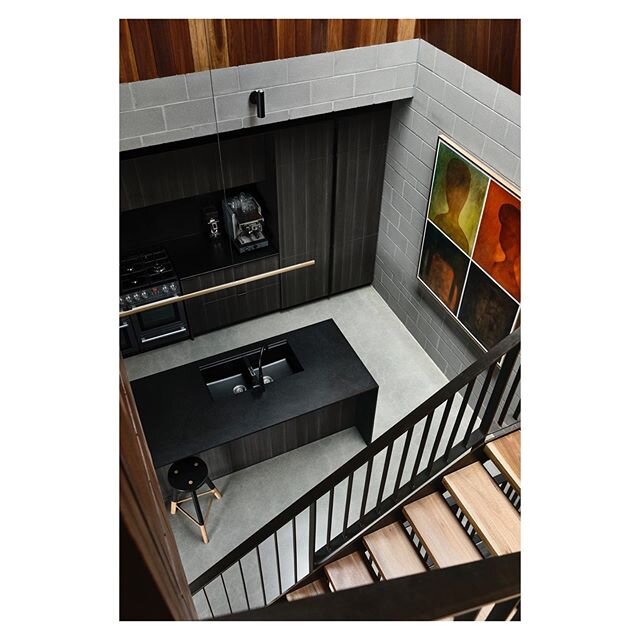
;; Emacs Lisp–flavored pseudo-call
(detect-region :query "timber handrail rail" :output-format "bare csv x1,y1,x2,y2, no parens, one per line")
188,327,520,595
220,552,521,621
119,259,316,318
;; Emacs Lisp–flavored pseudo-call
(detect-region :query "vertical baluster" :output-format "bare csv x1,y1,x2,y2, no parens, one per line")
479,346,520,435
292,515,298,583
426,397,454,474
203,586,215,619
376,444,394,508
486,596,520,620
498,365,521,425
220,573,232,614
308,501,317,572
238,559,250,610
359,460,373,518
393,425,415,496
274,530,283,596
443,380,475,461
326,488,334,545
410,414,433,486
256,545,267,606
463,364,496,446
343,472,354,533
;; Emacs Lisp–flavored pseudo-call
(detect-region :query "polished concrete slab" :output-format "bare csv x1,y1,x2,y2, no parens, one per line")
126,285,463,618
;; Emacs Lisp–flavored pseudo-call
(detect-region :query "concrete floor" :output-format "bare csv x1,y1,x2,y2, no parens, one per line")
126,285,460,618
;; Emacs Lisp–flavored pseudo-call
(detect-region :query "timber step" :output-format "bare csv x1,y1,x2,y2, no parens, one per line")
485,431,521,494
403,492,483,568
324,551,375,592
286,578,330,602
363,522,427,579
443,462,520,556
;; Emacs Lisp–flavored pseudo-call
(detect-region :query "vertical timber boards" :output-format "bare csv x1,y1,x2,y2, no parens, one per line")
119,19,519,93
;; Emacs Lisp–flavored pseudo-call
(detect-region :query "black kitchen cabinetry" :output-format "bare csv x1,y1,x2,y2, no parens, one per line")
181,255,280,336
331,108,391,294
131,320,378,496
120,131,268,213
120,105,391,338
275,119,334,309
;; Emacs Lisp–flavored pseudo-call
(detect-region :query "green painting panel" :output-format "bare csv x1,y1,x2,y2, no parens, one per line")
427,141,490,255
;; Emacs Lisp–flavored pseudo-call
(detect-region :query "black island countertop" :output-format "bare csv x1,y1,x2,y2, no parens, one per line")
131,319,378,470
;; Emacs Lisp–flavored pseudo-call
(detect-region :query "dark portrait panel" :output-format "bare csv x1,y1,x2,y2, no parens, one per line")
458,263,519,349
427,141,489,255
472,180,521,301
418,223,470,314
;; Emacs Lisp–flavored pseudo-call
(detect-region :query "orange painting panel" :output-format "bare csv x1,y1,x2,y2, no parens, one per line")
472,181,521,301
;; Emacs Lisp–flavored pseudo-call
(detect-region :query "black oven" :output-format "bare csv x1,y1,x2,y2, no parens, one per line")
120,248,190,357
131,299,190,351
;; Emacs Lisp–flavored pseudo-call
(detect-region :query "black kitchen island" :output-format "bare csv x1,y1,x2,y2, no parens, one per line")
131,319,378,497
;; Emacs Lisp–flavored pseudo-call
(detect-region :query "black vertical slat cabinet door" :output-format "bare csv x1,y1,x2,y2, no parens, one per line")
275,119,334,309
331,106,391,294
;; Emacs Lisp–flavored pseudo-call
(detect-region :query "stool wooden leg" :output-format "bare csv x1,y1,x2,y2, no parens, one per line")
169,488,180,515
191,491,209,544
205,477,222,500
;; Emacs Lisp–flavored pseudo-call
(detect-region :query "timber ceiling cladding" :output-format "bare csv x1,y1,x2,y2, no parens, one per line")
119,19,520,94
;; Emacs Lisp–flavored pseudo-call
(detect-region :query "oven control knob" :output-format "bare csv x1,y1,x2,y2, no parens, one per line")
133,293,140,301
162,285,169,293
169,282,177,291
141,290,149,299
125,295,132,303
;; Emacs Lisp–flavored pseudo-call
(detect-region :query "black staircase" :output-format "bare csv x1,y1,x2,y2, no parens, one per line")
189,328,521,618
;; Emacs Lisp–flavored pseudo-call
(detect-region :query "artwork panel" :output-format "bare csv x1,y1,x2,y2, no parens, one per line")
427,140,489,256
418,222,470,314
472,180,521,300
458,263,519,350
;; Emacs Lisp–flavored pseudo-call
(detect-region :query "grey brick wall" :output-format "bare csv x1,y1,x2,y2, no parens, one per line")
372,40,520,379
119,39,417,151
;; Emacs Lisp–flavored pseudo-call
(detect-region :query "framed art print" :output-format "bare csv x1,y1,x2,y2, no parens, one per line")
417,135,521,351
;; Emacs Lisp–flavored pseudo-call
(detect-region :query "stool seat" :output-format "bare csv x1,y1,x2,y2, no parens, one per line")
168,456,208,492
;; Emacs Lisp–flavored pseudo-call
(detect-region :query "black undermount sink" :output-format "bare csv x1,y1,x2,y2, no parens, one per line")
200,340,303,402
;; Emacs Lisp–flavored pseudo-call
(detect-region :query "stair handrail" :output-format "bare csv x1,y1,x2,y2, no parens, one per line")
218,552,521,621
189,327,521,599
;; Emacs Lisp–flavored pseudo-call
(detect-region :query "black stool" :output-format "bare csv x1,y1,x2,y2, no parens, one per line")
168,456,222,544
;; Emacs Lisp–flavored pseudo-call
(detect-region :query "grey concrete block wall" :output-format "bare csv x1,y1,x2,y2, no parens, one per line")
371,39,520,380
119,40,418,150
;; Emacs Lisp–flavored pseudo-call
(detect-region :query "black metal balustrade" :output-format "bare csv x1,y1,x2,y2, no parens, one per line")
217,552,521,621
189,328,521,618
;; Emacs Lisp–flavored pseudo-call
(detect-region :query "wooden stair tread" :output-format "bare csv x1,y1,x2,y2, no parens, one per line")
363,522,426,579
443,462,520,556
324,551,374,591
485,431,521,493
403,492,482,568
285,578,329,601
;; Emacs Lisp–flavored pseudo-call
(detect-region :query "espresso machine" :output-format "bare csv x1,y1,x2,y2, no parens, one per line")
222,192,269,253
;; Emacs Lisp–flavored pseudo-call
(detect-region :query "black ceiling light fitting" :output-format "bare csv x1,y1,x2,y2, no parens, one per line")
249,89,266,118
